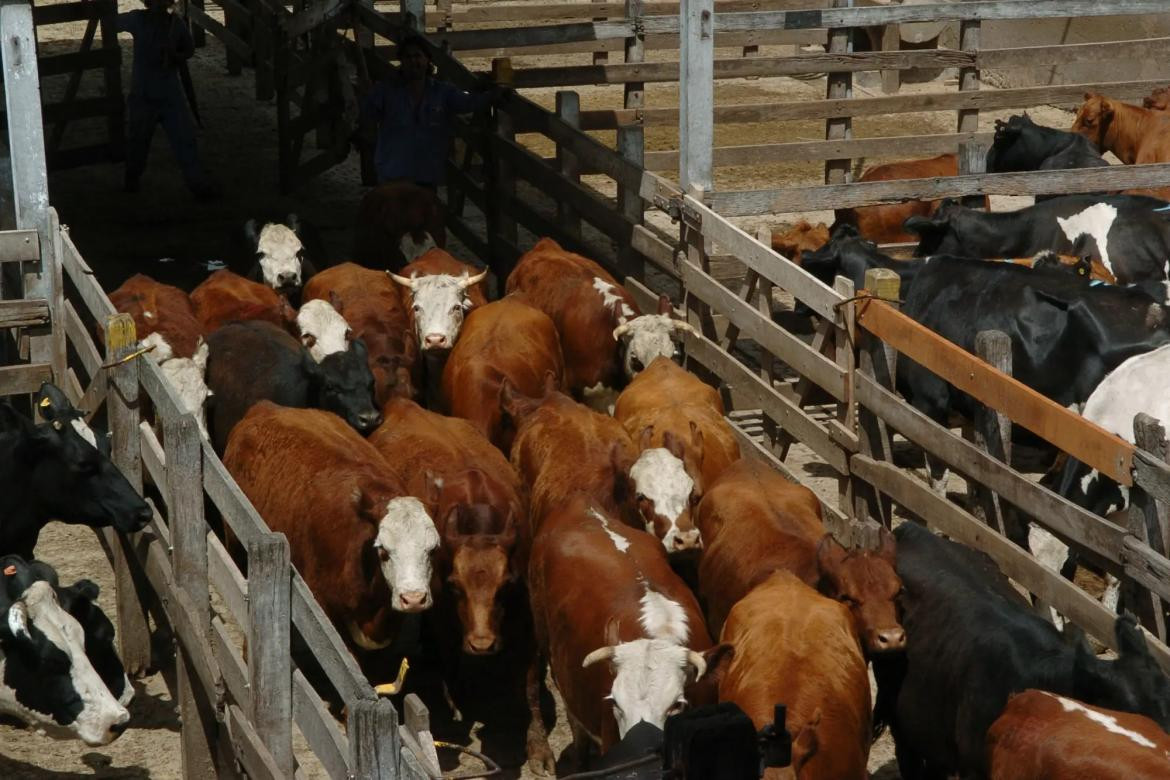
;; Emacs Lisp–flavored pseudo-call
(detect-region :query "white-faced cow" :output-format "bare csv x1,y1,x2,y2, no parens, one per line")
389,250,489,353
244,215,318,298
296,298,354,363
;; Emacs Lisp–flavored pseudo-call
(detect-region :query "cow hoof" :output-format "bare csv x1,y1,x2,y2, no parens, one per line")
526,743,555,777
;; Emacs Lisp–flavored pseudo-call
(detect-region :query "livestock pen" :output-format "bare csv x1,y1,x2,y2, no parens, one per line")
6,0,1170,776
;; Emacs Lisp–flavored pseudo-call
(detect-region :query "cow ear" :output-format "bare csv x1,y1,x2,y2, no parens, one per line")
701,643,735,685
656,294,672,316
1116,615,1153,662
689,421,705,464
816,533,849,576
662,430,685,461
603,616,622,648
542,370,557,397
243,219,260,245
903,215,942,237
286,213,301,234
329,291,344,315
499,378,523,421
301,333,317,349
352,487,383,521
639,425,654,451
876,527,897,563
71,578,100,602
442,505,462,542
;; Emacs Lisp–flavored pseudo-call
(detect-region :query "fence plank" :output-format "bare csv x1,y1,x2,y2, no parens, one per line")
971,331,1013,538
227,704,285,780
0,363,53,396
0,229,39,263
350,698,402,779
293,669,352,780
0,299,48,328
248,534,294,778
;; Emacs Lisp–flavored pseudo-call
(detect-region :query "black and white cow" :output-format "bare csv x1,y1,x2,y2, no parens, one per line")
0,555,131,745
874,522,1170,780
798,223,927,295
986,114,1110,179
244,215,320,299
34,382,110,457
0,400,151,561
905,194,1170,285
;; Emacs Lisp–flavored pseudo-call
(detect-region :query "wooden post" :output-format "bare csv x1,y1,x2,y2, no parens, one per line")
1129,414,1169,642
99,4,126,159
959,141,987,208
679,0,713,196
824,1,853,185
617,0,646,279
491,58,517,277
555,91,581,240
971,331,1012,538
189,0,206,47
248,534,293,777
956,5,980,136
350,698,402,779
252,0,275,101
402,0,425,31
854,268,898,527
592,0,608,66
167,413,218,777
104,313,153,675
880,23,900,94
834,275,856,519
225,5,244,75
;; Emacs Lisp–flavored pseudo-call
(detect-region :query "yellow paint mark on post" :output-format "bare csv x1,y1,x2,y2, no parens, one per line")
104,313,137,357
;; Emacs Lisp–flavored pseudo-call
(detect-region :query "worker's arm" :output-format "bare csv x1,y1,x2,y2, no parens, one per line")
442,81,507,115
171,16,195,61
115,9,141,34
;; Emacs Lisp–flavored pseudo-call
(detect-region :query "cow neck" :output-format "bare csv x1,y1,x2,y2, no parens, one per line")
1103,103,1159,165
0,434,41,559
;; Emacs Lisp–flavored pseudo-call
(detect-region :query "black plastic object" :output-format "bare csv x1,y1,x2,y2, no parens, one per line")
758,704,793,771
661,702,759,780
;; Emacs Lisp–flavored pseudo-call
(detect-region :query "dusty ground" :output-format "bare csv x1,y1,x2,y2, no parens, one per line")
9,2,1099,777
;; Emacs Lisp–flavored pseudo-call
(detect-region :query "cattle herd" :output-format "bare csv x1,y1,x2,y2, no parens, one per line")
5,93,1170,778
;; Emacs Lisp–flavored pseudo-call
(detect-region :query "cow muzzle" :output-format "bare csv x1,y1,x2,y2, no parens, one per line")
398,590,431,612
670,528,702,552
356,409,383,431
870,626,907,653
423,333,450,350
464,632,499,655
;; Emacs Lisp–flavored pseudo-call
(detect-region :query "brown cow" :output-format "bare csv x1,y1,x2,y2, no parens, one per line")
613,357,740,552
303,262,417,404
109,273,211,433
1144,85,1170,112
506,238,696,412
718,571,871,780
834,154,989,244
526,496,731,773
441,295,564,451
223,402,439,662
353,181,447,272
1072,93,1170,164
504,381,639,533
987,689,1170,780
190,269,296,333
771,220,830,265
697,458,904,655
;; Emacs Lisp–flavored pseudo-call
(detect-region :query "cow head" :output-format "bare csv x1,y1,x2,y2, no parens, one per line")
51,576,133,708
440,500,520,655
34,382,109,457
0,403,152,539
0,557,130,745
297,299,354,363
302,339,382,433
583,621,713,738
389,269,487,351
364,493,440,612
246,216,307,295
1071,93,1116,150
904,200,966,257
770,219,830,265
815,530,905,655
1144,85,1170,112
629,427,703,553
612,295,698,379
140,335,212,437
1072,615,1170,730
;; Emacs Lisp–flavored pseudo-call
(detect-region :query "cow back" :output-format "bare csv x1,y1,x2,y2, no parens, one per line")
353,182,447,271
834,155,970,244
440,296,564,450
697,459,824,634
109,273,206,359
303,262,417,404
719,571,870,780
191,269,296,333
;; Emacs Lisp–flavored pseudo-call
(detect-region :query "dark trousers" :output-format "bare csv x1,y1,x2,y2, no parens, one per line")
125,88,208,191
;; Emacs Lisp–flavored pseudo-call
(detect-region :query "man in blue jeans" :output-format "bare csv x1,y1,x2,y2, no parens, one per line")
359,34,509,188
118,0,218,200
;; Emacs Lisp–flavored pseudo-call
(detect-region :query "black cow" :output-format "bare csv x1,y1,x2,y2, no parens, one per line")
875,522,1170,780
0,400,151,560
34,381,110,457
205,319,381,453
905,194,1170,285
986,114,1109,179
798,223,927,295
0,555,132,745
242,214,321,301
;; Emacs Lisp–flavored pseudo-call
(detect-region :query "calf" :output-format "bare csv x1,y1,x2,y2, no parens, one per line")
504,381,639,533
526,497,729,772
190,269,297,333
876,522,1170,779
986,113,1109,176
833,154,988,244
204,320,380,453
613,357,741,552
506,238,696,412
770,220,829,264
0,402,151,560
110,273,212,433
440,295,564,451
1073,92,1170,165
224,403,439,652
718,571,871,780
243,214,319,298
987,690,1170,780
0,555,131,746
906,194,1170,285
353,181,447,272
303,262,416,404
697,458,903,654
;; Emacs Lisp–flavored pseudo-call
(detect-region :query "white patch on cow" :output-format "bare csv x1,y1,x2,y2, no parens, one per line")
1082,344,1170,453
405,274,474,351
256,223,304,291
297,299,351,362
638,587,689,644
69,418,98,449
593,277,636,321
600,638,694,738
587,507,630,553
0,582,129,746
617,316,684,380
374,497,440,612
6,602,27,639
1057,202,1117,279
346,619,393,651
1102,574,1122,613
399,232,437,265
142,333,212,438
1079,469,1099,497
1052,694,1157,749
582,381,619,416
629,449,697,551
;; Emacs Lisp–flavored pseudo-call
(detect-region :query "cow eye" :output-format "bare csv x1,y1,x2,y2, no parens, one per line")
630,357,645,372
668,699,688,716
377,547,390,562
412,304,421,313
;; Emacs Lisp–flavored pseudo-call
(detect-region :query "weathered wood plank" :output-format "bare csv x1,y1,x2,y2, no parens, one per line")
227,704,285,780
293,669,351,780
349,698,401,780
289,574,374,708
0,230,40,263
679,0,713,194
455,27,821,58
212,616,250,708
64,300,101,379
0,363,53,397
248,534,294,778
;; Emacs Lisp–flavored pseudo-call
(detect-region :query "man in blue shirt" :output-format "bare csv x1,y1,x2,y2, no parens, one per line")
118,0,218,200
359,34,507,188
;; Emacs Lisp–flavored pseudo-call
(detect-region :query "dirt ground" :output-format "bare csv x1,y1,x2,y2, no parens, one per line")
8,2,1096,777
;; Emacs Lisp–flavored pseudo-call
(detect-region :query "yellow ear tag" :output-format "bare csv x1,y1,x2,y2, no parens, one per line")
38,397,50,408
